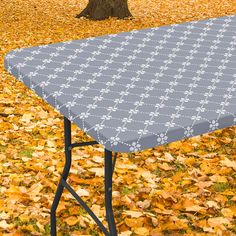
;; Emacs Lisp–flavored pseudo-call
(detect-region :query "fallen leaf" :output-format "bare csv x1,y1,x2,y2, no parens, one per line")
164,152,174,161
76,188,89,197
220,158,236,171
119,231,132,236
221,207,236,218
92,155,103,163
134,227,150,235
206,201,219,209
89,167,104,177
0,220,13,229
185,205,205,213
158,163,174,171
123,211,143,218
208,217,231,227
21,113,33,123
65,216,79,226
136,200,151,209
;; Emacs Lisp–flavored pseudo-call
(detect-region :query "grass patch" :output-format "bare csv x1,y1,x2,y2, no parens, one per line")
0,145,7,152
232,172,236,179
15,218,40,232
163,230,172,235
14,217,25,227
227,200,236,206
178,214,192,221
19,148,34,158
231,225,236,234
179,229,187,234
29,219,40,232
91,230,99,236
121,186,137,195
153,168,162,177
78,206,87,216
44,223,50,234
174,162,186,171
127,153,135,159
212,182,231,192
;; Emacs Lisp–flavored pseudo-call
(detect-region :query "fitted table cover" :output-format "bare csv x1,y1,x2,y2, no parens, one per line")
4,14,236,153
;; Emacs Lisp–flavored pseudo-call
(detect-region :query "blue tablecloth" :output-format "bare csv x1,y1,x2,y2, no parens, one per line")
4,14,236,152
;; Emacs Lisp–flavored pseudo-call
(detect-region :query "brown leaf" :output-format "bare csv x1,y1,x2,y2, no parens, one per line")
208,217,231,227
220,158,236,171
136,200,151,209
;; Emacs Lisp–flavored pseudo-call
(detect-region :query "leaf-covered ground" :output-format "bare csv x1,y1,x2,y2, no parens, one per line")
0,0,236,235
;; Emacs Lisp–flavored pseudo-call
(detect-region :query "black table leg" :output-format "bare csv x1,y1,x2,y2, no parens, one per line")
50,117,72,236
105,149,118,236
50,117,118,235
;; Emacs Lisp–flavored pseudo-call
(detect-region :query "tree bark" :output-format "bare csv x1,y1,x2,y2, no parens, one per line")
76,0,132,20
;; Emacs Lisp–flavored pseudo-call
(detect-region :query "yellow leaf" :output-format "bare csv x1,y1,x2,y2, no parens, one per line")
162,220,188,230
168,141,182,150
221,207,236,218
134,227,150,235
38,110,48,118
158,163,174,171
157,190,177,202
36,221,45,232
125,217,144,228
21,224,35,231
209,175,228,183
185,205,206,213
4,107,14,114
180,143,193,152
65,216,79,226
221,190,235,196
19,214,30,222
194,219,208,229
21,113,33,123
123,210,143,218
119,231,132,236
154,208,173,215
215,194,228,204
29,182,44,194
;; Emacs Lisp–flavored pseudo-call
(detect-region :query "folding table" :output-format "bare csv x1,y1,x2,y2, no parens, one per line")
4,14,236,235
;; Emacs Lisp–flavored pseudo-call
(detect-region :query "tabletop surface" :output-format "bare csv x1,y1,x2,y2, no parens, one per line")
4,14,236,153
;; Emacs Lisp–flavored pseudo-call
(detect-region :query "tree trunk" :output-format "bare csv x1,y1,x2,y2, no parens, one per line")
76,0,132,20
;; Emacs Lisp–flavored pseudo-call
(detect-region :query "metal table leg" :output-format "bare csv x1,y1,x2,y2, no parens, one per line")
50,117,72,236
105,149,118,236
50,117,118,235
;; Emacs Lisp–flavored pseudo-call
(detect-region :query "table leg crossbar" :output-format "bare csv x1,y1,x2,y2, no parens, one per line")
50,117,118,236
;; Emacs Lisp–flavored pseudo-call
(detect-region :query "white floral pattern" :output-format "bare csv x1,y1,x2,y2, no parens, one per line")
4,14,236,153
